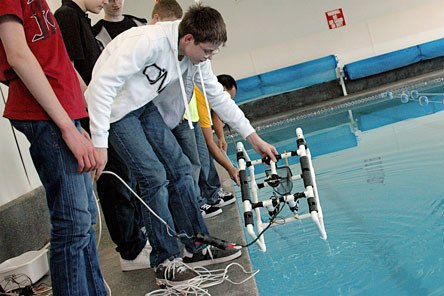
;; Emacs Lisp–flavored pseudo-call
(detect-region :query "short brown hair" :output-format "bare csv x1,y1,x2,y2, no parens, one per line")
179,4,227,46
151,0,183,20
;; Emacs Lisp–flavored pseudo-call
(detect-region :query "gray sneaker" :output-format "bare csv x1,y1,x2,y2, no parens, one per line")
154,258,198,287
182,246,242,267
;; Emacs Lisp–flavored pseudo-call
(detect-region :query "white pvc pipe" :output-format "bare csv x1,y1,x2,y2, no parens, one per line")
291,175,302,181
306,148,327,240
295,213,312,220
247,151,265,249
237,127,329,253
339,73,348,96
246,225,266,252
237,142,266,251
296,128,328,240
311,212,328,240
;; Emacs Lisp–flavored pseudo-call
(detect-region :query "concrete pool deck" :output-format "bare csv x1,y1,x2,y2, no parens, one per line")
96,164,260,296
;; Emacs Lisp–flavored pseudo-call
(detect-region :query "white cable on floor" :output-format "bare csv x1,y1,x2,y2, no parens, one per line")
101,171,179,237
92,189,112,296
145,262,259,296
100,170,259,295
93,190,103,250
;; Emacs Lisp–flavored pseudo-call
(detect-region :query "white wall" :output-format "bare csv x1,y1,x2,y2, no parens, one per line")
49,0,444,78
124,0,444,78
47,0,104,22
1,0,444,206
0,86,41,207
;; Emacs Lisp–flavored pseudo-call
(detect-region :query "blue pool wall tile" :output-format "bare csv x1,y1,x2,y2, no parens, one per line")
307,125,358,158
357,101,444,131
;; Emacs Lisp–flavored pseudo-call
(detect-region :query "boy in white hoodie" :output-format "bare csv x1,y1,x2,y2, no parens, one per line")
85,4,277,286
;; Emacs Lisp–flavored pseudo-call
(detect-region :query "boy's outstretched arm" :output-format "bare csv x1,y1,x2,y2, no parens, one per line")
211,112,228,151
246,132,278,162
201,126,240,185
0,16,97,173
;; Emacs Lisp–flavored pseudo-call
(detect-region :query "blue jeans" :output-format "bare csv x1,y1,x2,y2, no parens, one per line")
11,120,106,296
108,102,208,267
96,143,146,260
196,127,221,205
172,120,204,206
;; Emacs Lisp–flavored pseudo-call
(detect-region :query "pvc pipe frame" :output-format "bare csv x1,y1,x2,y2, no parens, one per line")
237,128,327,252
237,148,266,251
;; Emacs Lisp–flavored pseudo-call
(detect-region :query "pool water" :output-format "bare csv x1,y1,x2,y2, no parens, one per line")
228,79,444,296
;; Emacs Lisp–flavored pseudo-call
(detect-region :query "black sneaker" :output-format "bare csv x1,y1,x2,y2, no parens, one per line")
213,189,236,207
200,203,222,218
154,258,198,287
182,246,242,267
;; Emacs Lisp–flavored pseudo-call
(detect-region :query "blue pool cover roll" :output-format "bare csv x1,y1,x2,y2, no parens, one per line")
344,46,421,80
234,38,444,103
344,37,444,80
418,38,444,60
236,55,338,104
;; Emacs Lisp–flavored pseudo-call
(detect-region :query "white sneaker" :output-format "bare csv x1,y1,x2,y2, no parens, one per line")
120,241,152,271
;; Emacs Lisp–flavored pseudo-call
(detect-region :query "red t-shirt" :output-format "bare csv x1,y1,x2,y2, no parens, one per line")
0,0,88,121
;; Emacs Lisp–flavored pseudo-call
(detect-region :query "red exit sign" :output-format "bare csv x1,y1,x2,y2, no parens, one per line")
325,8,346,29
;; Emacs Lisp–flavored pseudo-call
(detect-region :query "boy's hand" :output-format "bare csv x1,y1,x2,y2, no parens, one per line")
61,126,97,173
228,166,240,185
246,132,278,162
218,138,228,152
92,148,108,181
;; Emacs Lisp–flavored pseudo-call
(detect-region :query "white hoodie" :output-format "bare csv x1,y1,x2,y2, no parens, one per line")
85,20,255,148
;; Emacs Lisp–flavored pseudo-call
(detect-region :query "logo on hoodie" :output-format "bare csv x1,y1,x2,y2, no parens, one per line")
143,64,167,93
